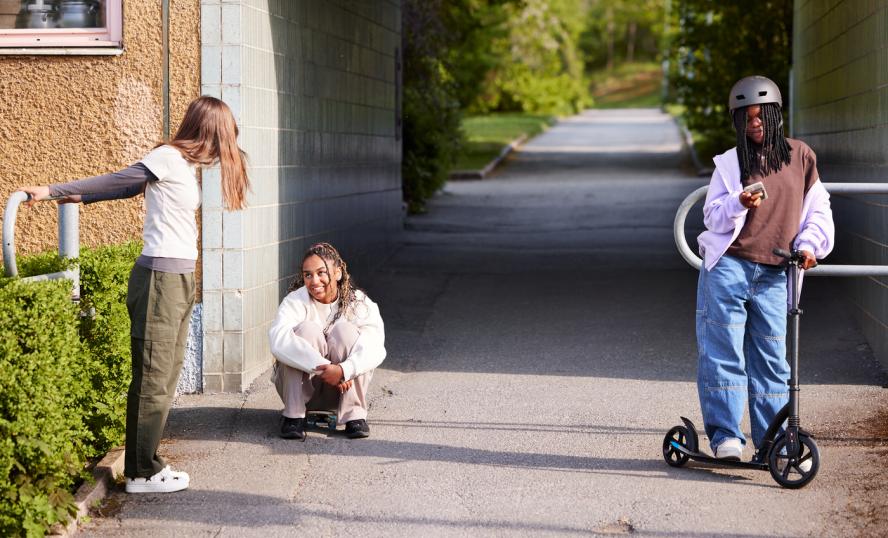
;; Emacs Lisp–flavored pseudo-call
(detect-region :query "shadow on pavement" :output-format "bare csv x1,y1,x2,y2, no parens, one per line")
91,486,774,537
165,406,771,489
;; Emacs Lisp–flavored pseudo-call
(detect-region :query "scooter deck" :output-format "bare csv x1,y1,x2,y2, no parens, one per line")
669,441,768,470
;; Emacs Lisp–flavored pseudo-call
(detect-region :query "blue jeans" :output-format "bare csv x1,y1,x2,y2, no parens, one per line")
696,255,789,451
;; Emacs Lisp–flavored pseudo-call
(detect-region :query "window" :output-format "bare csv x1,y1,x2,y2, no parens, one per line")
0,0,122,48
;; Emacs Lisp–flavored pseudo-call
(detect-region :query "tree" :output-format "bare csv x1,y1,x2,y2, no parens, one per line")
579,0,666,72
668,0,793,156
401,0,512,212
469,0,592,115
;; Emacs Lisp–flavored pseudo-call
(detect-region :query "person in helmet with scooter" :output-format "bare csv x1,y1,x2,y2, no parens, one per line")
695,76,834,461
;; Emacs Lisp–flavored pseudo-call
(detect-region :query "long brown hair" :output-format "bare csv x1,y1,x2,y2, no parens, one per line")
289,243,361,333
168,96,251,210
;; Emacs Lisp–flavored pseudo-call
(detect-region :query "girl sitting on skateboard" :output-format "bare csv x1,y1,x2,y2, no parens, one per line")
268,242,386,440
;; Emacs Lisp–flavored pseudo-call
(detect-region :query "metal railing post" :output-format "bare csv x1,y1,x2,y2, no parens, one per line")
674,182,888,276
3,191,29,278
2,192,80,299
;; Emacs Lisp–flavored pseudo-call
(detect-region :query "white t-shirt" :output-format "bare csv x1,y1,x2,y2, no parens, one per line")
139,145,201,260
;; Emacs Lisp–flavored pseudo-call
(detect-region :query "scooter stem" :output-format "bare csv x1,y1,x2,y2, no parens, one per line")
786,252,802,456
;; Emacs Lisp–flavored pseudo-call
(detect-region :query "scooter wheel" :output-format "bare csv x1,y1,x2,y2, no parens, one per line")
767,433,819,489
663,426,691,467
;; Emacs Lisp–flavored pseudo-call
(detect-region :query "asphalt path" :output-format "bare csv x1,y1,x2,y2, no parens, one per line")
83,109,888,537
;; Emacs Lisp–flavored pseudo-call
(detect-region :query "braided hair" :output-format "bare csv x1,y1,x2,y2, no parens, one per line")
732,102,792,181
288,242,360,333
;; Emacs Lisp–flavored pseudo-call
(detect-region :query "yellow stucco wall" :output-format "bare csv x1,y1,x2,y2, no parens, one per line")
0,0,200,262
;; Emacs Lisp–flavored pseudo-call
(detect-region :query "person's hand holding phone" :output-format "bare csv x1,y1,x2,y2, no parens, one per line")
740,182,767,209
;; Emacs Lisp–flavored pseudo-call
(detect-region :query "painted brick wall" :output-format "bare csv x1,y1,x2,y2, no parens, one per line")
792,0,888,362
201,0,402,392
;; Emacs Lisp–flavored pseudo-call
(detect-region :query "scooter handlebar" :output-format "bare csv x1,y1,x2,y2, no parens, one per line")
772,248,795,261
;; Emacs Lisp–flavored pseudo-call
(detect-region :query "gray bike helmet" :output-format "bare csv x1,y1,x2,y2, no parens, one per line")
728,76,782,111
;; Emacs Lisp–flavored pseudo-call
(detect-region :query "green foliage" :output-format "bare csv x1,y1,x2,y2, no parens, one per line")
444,1,512,110
14,251,73,279
78,242,141,453
589,62,663,109
455,113,554,170
401,0,592,211
472,0,592,116
0,279,87,536
401,48,460,212
401,0,464,213
667,0,793,159
0,242,139,536
579,0,666,71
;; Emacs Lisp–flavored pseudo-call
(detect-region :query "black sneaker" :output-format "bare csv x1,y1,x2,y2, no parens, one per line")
345,419,370,439
280,417,305,440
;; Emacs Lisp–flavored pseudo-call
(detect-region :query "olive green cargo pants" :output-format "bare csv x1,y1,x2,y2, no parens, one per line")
125,264,195,478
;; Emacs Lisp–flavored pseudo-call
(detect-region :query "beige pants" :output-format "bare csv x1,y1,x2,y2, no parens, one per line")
273,320,373,424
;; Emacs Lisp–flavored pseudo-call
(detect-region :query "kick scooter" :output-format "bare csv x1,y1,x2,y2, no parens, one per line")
662,248,820,488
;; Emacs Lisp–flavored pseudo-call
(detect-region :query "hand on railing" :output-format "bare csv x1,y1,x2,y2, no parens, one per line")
19,186,50,208
773,248,818,270
17,187,78,207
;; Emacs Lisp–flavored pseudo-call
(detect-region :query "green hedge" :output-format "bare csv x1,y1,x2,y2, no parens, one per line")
0,241,140,537
78,242,141,454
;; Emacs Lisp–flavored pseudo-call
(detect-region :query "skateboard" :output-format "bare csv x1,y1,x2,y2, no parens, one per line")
305,410,338,432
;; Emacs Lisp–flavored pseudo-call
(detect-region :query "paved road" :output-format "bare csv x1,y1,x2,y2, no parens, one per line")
83,109,888,537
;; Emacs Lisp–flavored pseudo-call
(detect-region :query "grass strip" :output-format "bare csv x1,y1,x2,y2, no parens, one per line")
454,113,554,171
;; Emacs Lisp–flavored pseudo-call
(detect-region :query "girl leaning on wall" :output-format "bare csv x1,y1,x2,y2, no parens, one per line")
20,96,250,494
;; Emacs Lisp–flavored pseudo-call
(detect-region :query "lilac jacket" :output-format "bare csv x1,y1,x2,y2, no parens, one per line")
697,147,835,271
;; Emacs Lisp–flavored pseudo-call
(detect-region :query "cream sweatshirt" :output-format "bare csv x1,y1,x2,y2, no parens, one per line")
268,286,386,380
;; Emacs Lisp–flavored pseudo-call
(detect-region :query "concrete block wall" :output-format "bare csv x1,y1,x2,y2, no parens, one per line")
792,0,888,362
200,0,403,392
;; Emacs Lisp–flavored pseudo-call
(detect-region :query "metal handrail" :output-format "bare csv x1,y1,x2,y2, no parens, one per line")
3,192,80,298
674,182,888,276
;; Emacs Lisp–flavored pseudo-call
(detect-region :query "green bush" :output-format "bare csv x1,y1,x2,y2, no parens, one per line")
0,279,87,536
78,242,141,453
401,0,466,213
402,79,462,213
0,241,139,536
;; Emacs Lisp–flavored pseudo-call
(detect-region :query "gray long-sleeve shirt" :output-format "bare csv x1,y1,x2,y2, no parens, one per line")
50,162,154,203
50,163,195,274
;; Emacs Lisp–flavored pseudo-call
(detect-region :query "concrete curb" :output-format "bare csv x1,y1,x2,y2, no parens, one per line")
53,447,125,537
449,134,528,180
676,121,714,177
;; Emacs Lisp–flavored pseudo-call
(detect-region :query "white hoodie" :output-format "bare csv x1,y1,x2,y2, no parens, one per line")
268,287,386,381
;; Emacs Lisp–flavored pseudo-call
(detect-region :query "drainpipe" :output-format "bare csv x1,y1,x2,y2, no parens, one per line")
162,0,170,139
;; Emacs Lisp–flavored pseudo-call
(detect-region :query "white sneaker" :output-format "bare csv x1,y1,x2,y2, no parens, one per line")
714,438,743,461
125,465,190,493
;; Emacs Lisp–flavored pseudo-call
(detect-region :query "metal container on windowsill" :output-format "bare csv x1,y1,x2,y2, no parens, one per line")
16,0,59,29
58,0,99,28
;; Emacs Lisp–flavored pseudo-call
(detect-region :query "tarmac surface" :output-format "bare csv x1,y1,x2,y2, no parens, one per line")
82,109,888,537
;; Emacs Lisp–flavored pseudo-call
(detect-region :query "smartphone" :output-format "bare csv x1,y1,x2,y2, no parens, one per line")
743,181,768,200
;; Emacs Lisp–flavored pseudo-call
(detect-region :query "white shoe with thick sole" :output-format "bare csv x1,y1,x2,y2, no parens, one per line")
125,465,190,493
714,437,743,461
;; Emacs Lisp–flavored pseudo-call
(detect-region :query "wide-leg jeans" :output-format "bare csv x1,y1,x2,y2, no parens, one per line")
696,254,789,451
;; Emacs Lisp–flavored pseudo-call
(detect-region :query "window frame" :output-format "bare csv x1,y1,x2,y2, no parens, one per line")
0,1,122,49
